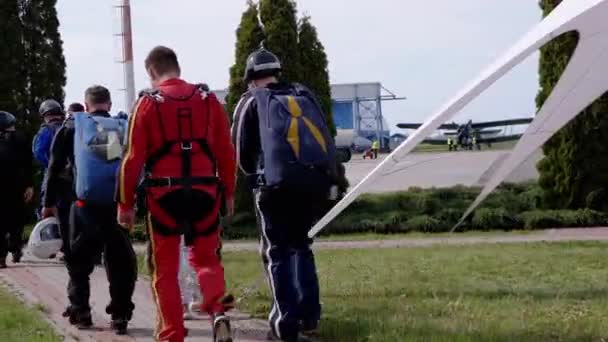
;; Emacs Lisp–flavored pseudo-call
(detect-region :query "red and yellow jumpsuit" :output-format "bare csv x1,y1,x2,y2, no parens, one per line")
118,78,236,341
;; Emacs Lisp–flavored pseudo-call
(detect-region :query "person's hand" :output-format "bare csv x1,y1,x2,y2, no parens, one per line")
24,187,34,203
41,207,58,218
117,206,135,232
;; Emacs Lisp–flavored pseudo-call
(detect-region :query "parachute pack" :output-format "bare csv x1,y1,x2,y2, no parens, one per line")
73,112,128,204
252,84,337,191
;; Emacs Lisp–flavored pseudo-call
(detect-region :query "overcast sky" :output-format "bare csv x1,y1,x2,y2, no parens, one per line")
56,0,541,131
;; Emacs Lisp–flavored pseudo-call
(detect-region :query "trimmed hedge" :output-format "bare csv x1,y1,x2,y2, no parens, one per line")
127,182,608,241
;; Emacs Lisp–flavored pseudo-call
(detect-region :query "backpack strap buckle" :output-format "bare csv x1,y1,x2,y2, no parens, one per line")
181,141,192,151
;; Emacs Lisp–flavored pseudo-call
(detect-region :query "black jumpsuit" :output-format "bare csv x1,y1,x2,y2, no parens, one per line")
0,130,33,262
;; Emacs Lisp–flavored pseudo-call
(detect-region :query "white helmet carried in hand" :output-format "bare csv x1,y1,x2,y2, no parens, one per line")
28,217,62,259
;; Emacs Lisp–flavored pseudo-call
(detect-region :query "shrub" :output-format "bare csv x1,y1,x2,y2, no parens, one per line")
586,189,608,211
406,215,444,233
472,208,521,231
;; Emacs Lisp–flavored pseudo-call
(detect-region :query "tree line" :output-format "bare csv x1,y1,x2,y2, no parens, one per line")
0,0,66,137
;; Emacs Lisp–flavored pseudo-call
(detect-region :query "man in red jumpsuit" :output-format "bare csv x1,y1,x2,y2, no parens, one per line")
117,46,236,342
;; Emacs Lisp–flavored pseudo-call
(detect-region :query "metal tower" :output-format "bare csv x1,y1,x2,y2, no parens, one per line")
114,0,135,111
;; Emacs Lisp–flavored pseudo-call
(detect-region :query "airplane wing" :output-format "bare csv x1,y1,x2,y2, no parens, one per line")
470,118,533,129
476,129,503,135
396,123,423,129
397,123,460,130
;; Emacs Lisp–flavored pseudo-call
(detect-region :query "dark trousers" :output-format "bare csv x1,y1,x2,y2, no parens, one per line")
67,202,137,319
0,194,25,260
57,198,72,255
255,188,323,340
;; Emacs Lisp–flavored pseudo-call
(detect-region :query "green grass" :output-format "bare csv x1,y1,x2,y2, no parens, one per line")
216,242,608,341
0,287,61,342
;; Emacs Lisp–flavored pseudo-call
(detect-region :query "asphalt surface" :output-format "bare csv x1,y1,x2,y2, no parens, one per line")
344,149,542,193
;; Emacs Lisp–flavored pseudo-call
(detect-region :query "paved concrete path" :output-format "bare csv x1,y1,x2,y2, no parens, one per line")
344,150,542,193
2,227,608,341
0,257,269,342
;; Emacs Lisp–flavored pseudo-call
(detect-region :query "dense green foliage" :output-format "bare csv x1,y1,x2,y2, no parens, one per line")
226,1,265,213
297,16,335,136
0,0,26,116
0,0,66,136
536,0,608,209
259,0,300,83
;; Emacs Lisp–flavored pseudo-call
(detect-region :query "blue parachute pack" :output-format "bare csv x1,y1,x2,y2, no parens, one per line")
251,84,336,191
73,112,128,204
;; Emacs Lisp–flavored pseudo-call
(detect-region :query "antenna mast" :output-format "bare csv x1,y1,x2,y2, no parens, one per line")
115,0,135,111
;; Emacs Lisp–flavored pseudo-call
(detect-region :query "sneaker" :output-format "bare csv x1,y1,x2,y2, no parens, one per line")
0,258,7,269
69,311,93,330
111,319,128,335
183,304,195,321
12,250,22,263
213,314,233,342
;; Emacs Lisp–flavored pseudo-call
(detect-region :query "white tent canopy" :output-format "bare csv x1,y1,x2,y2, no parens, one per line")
309,0,608,238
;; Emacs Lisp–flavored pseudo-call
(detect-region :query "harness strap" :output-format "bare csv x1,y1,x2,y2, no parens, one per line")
142,176,219,188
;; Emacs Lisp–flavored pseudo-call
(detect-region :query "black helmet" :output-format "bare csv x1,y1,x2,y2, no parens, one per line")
0,111,16,131
39,99,64,117
244,49,282,83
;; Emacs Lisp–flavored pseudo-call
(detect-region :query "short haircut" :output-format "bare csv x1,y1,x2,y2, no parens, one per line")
145,46,180,75
85,85,111,105
67,102,85,112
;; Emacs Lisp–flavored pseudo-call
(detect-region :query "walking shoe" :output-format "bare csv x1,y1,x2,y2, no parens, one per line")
213,314,233,342
12,250,22,263
0,258,7,269
267,330,314,342
220,294,235,311
68,311,93,330
300,320,320,337
183,304,195,321
111,319,129,335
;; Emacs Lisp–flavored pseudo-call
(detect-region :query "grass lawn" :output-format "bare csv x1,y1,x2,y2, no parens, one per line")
0,286,61,342
218,242,608,341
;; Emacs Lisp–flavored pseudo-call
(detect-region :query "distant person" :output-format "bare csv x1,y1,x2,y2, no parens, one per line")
42,85,137,334
67,102,85,116
0,111,34,268
33,100,66,220
371,139,380,159
232,48,339,341
117,46,236,342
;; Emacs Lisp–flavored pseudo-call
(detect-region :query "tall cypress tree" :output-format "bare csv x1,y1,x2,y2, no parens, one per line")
0,0,26,116
536,0,608,210
226,0,265,115
259,0,300,82
20,0,66,120
227,1,265,215
298,16,335,136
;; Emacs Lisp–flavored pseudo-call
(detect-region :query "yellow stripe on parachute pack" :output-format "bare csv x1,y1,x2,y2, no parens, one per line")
286,96,327,158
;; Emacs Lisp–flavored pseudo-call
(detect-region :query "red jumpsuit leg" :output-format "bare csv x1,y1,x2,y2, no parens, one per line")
148,218,184,342
188,230,226,316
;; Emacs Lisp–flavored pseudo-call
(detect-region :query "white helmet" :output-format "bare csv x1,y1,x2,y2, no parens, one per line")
28,217,62,259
